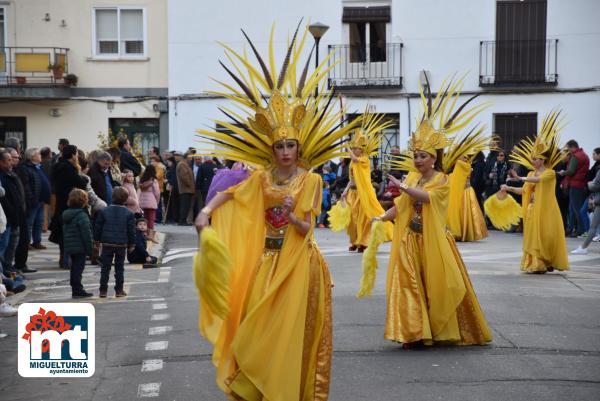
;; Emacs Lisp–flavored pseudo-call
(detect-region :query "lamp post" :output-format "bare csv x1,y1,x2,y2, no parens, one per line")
308,22,329,98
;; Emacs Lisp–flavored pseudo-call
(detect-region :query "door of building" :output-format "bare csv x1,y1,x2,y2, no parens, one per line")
493,113,537,154
495,0,547,84
0,117,26,148
109,118,159,163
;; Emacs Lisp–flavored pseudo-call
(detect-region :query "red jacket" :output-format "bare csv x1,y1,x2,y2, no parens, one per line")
567,148,590,189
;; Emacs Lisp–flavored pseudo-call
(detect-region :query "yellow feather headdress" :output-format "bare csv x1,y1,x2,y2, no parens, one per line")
348,110,396,156
390,73,491,173
509,110,565,170
409,73,491,156
195,22,360,168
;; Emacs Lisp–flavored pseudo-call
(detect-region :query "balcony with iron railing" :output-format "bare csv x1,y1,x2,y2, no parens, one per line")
479,39,558,87
0,47,75,97
328,43,403,90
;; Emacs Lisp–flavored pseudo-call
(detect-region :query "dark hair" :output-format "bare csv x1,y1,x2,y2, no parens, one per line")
77,149,88,170
566,140,579,148
136,217,148,224
117,135,129,149
434,149,444,172
40,147,52,158
593,147,600,155
151,146,160,155
111,187,129,205
67,188,88,208
140,164,157,183
0,149,11,162
59,138,70,146
106,147,121,163
497,148,506,155
61,145,78,160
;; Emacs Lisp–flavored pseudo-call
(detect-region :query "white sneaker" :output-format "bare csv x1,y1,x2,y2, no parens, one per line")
0,303,18,317
571,246,588,255
593,235,600,242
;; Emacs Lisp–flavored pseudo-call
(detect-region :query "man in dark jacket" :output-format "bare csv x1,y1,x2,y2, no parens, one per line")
196,157,217,206
89,151,119,205
117,136,142,177
17,148,50,250
49,145,88,268
0,150,28,274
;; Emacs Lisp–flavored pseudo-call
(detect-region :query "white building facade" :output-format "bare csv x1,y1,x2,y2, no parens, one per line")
0,0,168,154
168,0,600,156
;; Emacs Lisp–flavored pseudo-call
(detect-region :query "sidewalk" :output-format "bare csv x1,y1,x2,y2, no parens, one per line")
4,230,167,306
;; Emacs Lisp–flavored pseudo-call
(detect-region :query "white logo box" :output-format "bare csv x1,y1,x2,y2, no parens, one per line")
18,303,95,378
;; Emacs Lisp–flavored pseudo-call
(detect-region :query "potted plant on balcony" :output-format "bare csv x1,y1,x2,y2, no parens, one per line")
64,73,78,86
15,76,27,84
48,62,65,80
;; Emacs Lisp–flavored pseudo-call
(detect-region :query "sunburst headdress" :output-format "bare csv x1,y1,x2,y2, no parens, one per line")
510,110,565,170
348,110,396,156
409,73,490,156
195,22,360,168
389,73,491,172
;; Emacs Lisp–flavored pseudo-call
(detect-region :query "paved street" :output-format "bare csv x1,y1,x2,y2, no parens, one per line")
1,226,599,400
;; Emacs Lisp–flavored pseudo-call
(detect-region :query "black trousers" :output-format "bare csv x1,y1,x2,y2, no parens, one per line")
14,220,29,270
179,193,193,224
100,246,126,291
69,253,86,294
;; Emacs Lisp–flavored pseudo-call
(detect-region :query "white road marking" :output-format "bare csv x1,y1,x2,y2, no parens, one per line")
145,341,168,351
151,313,170,321
152,303,168,310
164,248,197,256
148,326,172,336
162,251,196,264
141,359,163,372
138,382,161,397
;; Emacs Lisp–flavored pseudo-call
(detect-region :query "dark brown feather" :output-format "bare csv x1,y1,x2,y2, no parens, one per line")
276,19,303,89
219,60,259,105
241,29,274,90
444,93,481,129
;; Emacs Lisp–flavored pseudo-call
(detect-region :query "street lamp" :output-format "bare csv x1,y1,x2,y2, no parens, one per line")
308,22,329,98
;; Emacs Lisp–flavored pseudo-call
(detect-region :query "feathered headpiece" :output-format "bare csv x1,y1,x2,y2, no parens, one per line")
195,22,360,168
510,110,565,170
409,73,490,156
348,110,396,156
389,73,491,173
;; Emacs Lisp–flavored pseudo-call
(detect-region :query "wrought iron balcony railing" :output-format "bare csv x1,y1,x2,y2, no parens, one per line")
479,39,558,86
328,43,403,89
0,47,70,86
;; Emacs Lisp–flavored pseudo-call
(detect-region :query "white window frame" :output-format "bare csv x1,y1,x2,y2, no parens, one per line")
91,6,147,60
0,5,8,77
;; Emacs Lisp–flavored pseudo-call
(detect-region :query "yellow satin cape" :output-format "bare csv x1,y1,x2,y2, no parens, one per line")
197,170,332,401
521,169,569,272
348,156,393,245
447,160,488,241
385,172,492,345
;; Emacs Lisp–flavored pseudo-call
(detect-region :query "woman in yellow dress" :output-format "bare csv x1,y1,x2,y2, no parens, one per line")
364,75,492,347
342,117,394,252
447,157,489,242
500,111,569,274
192,25,360,401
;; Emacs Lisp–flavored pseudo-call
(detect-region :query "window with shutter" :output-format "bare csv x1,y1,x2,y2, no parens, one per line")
93,8,146,57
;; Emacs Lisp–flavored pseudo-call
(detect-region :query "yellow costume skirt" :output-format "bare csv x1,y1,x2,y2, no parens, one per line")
457,187,488,242
521,203,568,273
346,189,371,247
385,230,492,345
227,244,333,401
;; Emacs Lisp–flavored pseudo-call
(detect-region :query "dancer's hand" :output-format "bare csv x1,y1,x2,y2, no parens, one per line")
195,211,210,232
282,195,295,217
500,184,509,193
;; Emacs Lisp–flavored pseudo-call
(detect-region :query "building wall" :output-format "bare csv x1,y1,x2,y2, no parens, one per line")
0,99,160,151
2,0,168,88
168,0,600,154
0,0,168,152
